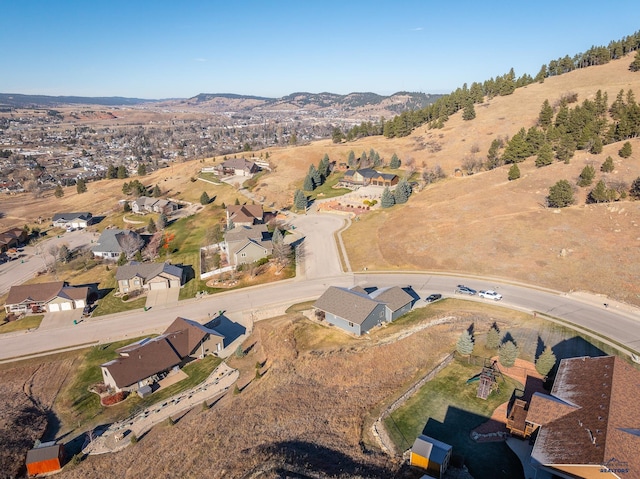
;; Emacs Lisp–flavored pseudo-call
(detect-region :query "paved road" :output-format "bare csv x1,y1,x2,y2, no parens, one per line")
2,212,640,361
0,229,95,295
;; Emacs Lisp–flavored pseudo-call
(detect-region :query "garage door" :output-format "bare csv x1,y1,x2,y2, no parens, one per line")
75,300,86,308
61,302,72,311
149,281,167,290
48,304,60,312
169,279,181,288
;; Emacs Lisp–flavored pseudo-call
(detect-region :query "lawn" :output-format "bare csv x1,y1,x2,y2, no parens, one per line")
385,358,523,479
91,273,147,317
0,315,44,334
308,172,351,200
56,339,222,431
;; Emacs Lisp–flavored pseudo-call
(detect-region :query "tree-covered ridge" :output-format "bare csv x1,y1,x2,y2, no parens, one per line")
382,30,640,138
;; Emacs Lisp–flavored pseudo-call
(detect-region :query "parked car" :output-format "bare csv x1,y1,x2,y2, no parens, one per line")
425,293,442,303
479,290,503,301
455,285,477,295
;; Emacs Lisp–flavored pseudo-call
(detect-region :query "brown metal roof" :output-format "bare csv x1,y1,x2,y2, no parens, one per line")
530,356,640,472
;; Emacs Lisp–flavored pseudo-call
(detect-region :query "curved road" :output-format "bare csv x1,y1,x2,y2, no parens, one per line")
1,213,640,362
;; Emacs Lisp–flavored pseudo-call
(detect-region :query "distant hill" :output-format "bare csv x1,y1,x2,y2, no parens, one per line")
0,93,159,108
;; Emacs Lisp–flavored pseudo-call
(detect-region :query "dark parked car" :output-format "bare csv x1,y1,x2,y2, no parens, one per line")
455,285,477,295
425,293,442,303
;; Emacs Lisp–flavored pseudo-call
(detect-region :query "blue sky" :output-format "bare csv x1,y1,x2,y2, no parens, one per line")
2,0,639,99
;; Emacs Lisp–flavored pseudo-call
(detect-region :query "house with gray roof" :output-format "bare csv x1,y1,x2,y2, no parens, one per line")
100,316,224,392
91,229,144,260
115,261,183,294
52,212,93,229
313,285,414,335
215,157,260,177
224,224,272,267
131,196,178,215
340,168,398,189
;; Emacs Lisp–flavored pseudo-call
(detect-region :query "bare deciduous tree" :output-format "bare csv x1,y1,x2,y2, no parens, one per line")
116,230,144,259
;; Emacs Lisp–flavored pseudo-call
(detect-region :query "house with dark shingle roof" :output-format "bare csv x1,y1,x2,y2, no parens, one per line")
215,157,260,177
91,229,143,260
313,285,413,335
4,281,88,314
0,227,28,253
507,355,640,479
115,261,183,294
100,317,224,392
340,168,398,189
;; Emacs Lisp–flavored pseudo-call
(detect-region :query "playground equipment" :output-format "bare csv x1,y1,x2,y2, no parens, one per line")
469,359,506,399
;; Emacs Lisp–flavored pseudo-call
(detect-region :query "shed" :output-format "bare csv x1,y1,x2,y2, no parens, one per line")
25,443,64,475
410,435,452,479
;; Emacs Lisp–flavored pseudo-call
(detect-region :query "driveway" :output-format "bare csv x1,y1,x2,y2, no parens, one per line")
145,287,180,309
38,308,84,330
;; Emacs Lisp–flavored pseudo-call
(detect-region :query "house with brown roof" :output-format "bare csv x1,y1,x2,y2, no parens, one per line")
215,157,260,177
507,355,640,479
0,227,28,253
4,281,88,314
115,261,183,294
313,285,414,335
226,204,264,227
339,168,398,189
100,317,224,392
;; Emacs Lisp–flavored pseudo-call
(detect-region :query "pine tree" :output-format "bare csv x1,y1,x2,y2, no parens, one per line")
630,177,640,198
508,164,520,181
590,136,603,154
117,252,127,266
234,197,240,205
156,213,167,230
548,180,575,208
588,180,614,203
462,101,476,120
76,178,87,194
538,99,554,129
619,141,633,158
502,128,530,163
394,178,412,204
303,174,314,191
499,340,519,368
200,191,210,205
137,164,147,176
630,51,640,72
535,346,557,377
389,153,401,169
577,165,596,187
54,184,64,198
117,165,128,179
535,141,554,167
380,187,395,208
456,330,474,356
486,138,504,169
293,189,307,211
485,325,501,350
601,156,614,172
147,218,157,234
347,150,356,167
153,184,161,197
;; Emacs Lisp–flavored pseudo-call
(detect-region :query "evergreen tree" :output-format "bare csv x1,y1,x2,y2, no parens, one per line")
107,164,117,179
577,165,596,187
200,191,211,205
153,184,162,197
485,324,501,350
318,154,331,179
389,153,401,169
548,180,575,208
117,252,127,266
380,187,395,208
156,213,168,230
630,51,640,72
499,340,519,368
508,164,521,181
234,197,240,205
147,217,157,234
601,156,615,172
535,141,554,167
347,150,356,167
122,182,132,195
310,164,322,187
394,178,412,204
54,184,64,198
486,138,504,169
619,141,632,158
303,174,314,191
137,164,147,176
590,136,603,154
538,99,554,129
117,165,128,179
462,101,476,120
76,178,87,194
293,189,307,211
535,346,557,377
456,330,475,356
555,134,577,163
588,180,614,203
502,128,530,163
123,201,131,212
630,177,640,198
